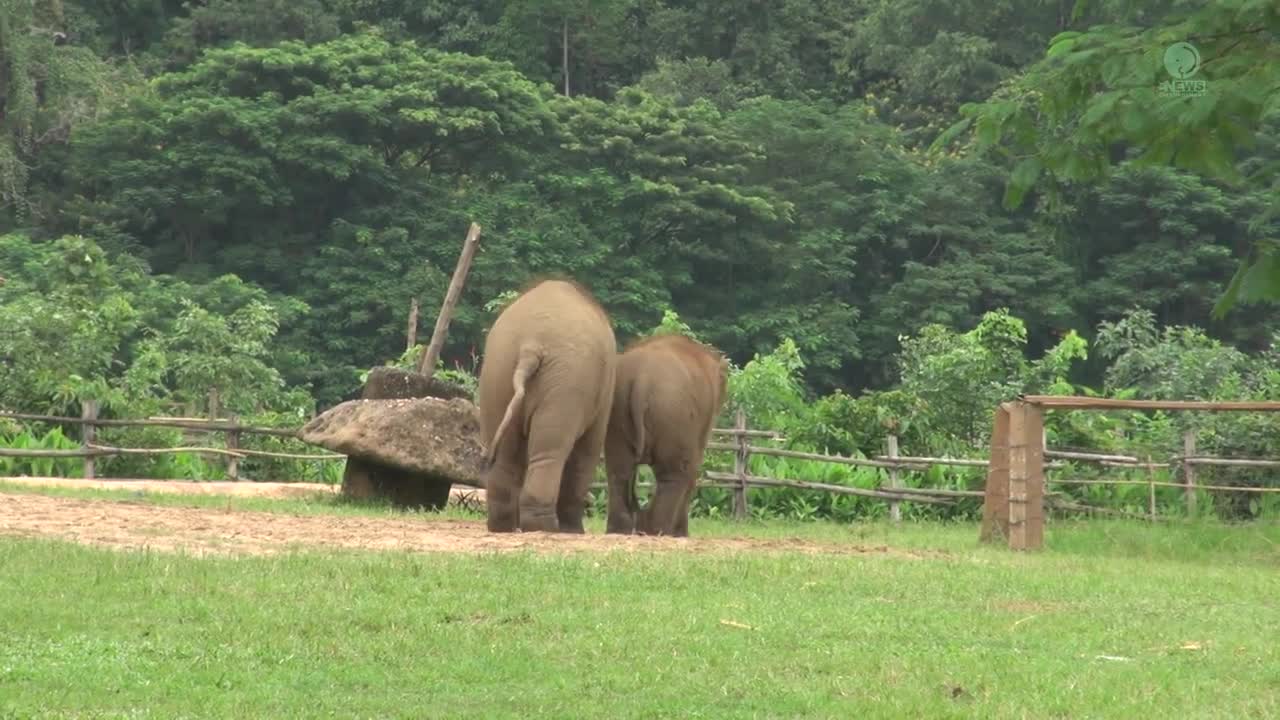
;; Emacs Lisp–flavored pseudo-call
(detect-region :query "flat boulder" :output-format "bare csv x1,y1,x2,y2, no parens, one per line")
300,396,485,488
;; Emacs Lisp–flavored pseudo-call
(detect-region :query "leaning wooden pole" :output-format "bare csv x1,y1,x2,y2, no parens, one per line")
417,223,482,376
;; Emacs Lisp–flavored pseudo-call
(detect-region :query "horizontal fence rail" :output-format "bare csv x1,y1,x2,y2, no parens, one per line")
0,445,345,461
0,411,300,437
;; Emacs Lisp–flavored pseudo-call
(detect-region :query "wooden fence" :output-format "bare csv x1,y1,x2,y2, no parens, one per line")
2,402,1279,522
981,396,1280,551
0,408,343,482
698,408,1277,524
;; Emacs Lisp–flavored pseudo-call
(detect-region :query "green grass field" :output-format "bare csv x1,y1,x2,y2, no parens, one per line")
1,482,1278,718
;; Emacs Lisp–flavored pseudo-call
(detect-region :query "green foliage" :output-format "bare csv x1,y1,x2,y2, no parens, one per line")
897,309,1088,447
541,87,790,341
788,388,930,458
125,298,292,414
1056,163,1261,341
70,31,557,264
1096,308,1252,401
151,0,343,71
724,338,809,432
647,309,698,341
0,232,309,417
0,234,144,412
0,425,81,477
938,0,1280,312
634,57,744,111
483,290,521,316
8,0,1269,405
64,31,560,401
0,0,142,224
700,306,1276,523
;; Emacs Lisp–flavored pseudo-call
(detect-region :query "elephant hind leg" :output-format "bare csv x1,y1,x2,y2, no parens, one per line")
635,502,653,535
674,479,697,537
604,469,638,535
557,422,606,534
671,450,703,537
484,435,525,533
644,460,697,536
518,418,576,533
604,436,639,535
557,421,606,534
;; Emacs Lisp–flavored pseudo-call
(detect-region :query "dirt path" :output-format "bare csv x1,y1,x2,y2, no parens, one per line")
0,475,486,505
0,484,931,559
1,476,345,497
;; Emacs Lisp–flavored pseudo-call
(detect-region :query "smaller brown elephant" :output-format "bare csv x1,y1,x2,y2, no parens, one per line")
605,333,729,537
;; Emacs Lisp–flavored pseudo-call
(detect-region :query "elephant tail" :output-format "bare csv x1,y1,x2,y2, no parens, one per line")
483,344,541,471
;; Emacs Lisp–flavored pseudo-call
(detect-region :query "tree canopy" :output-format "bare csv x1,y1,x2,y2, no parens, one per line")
935,0,1279,314
0,0,1276,413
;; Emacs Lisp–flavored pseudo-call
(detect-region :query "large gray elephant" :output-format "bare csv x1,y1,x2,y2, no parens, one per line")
477,278,618,533
604,333,729,537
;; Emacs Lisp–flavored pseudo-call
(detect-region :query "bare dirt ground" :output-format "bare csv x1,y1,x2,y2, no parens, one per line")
2,476,340,498
0,477,938,559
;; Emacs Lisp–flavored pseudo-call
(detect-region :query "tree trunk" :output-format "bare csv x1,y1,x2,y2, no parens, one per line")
406,297,419,351
562,18,571,97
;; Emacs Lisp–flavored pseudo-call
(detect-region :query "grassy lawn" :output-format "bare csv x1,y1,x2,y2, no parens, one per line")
2,483,1279,718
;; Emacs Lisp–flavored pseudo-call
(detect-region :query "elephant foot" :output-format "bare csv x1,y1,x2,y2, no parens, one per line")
486,506,519,533
605,514,636,535
519,520,560,533
518,507,560,533
556,515,586,534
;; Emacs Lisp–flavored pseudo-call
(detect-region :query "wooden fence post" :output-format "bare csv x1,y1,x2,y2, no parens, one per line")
732,407,749,520
1182,429,1197,515
80,399,99,480
207,388,221,425
207,389,221,481
226,412,241,481
886,434,901,523
1148,459,1157,521
1007,401,1045,551
981,401,1045,550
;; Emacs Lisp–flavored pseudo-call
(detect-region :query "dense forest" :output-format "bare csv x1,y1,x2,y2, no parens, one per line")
1,1,1278,517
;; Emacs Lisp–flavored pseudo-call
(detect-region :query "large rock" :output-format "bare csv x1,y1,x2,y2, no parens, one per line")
303,365,481,511
300,397,485,486
302,367,599,514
